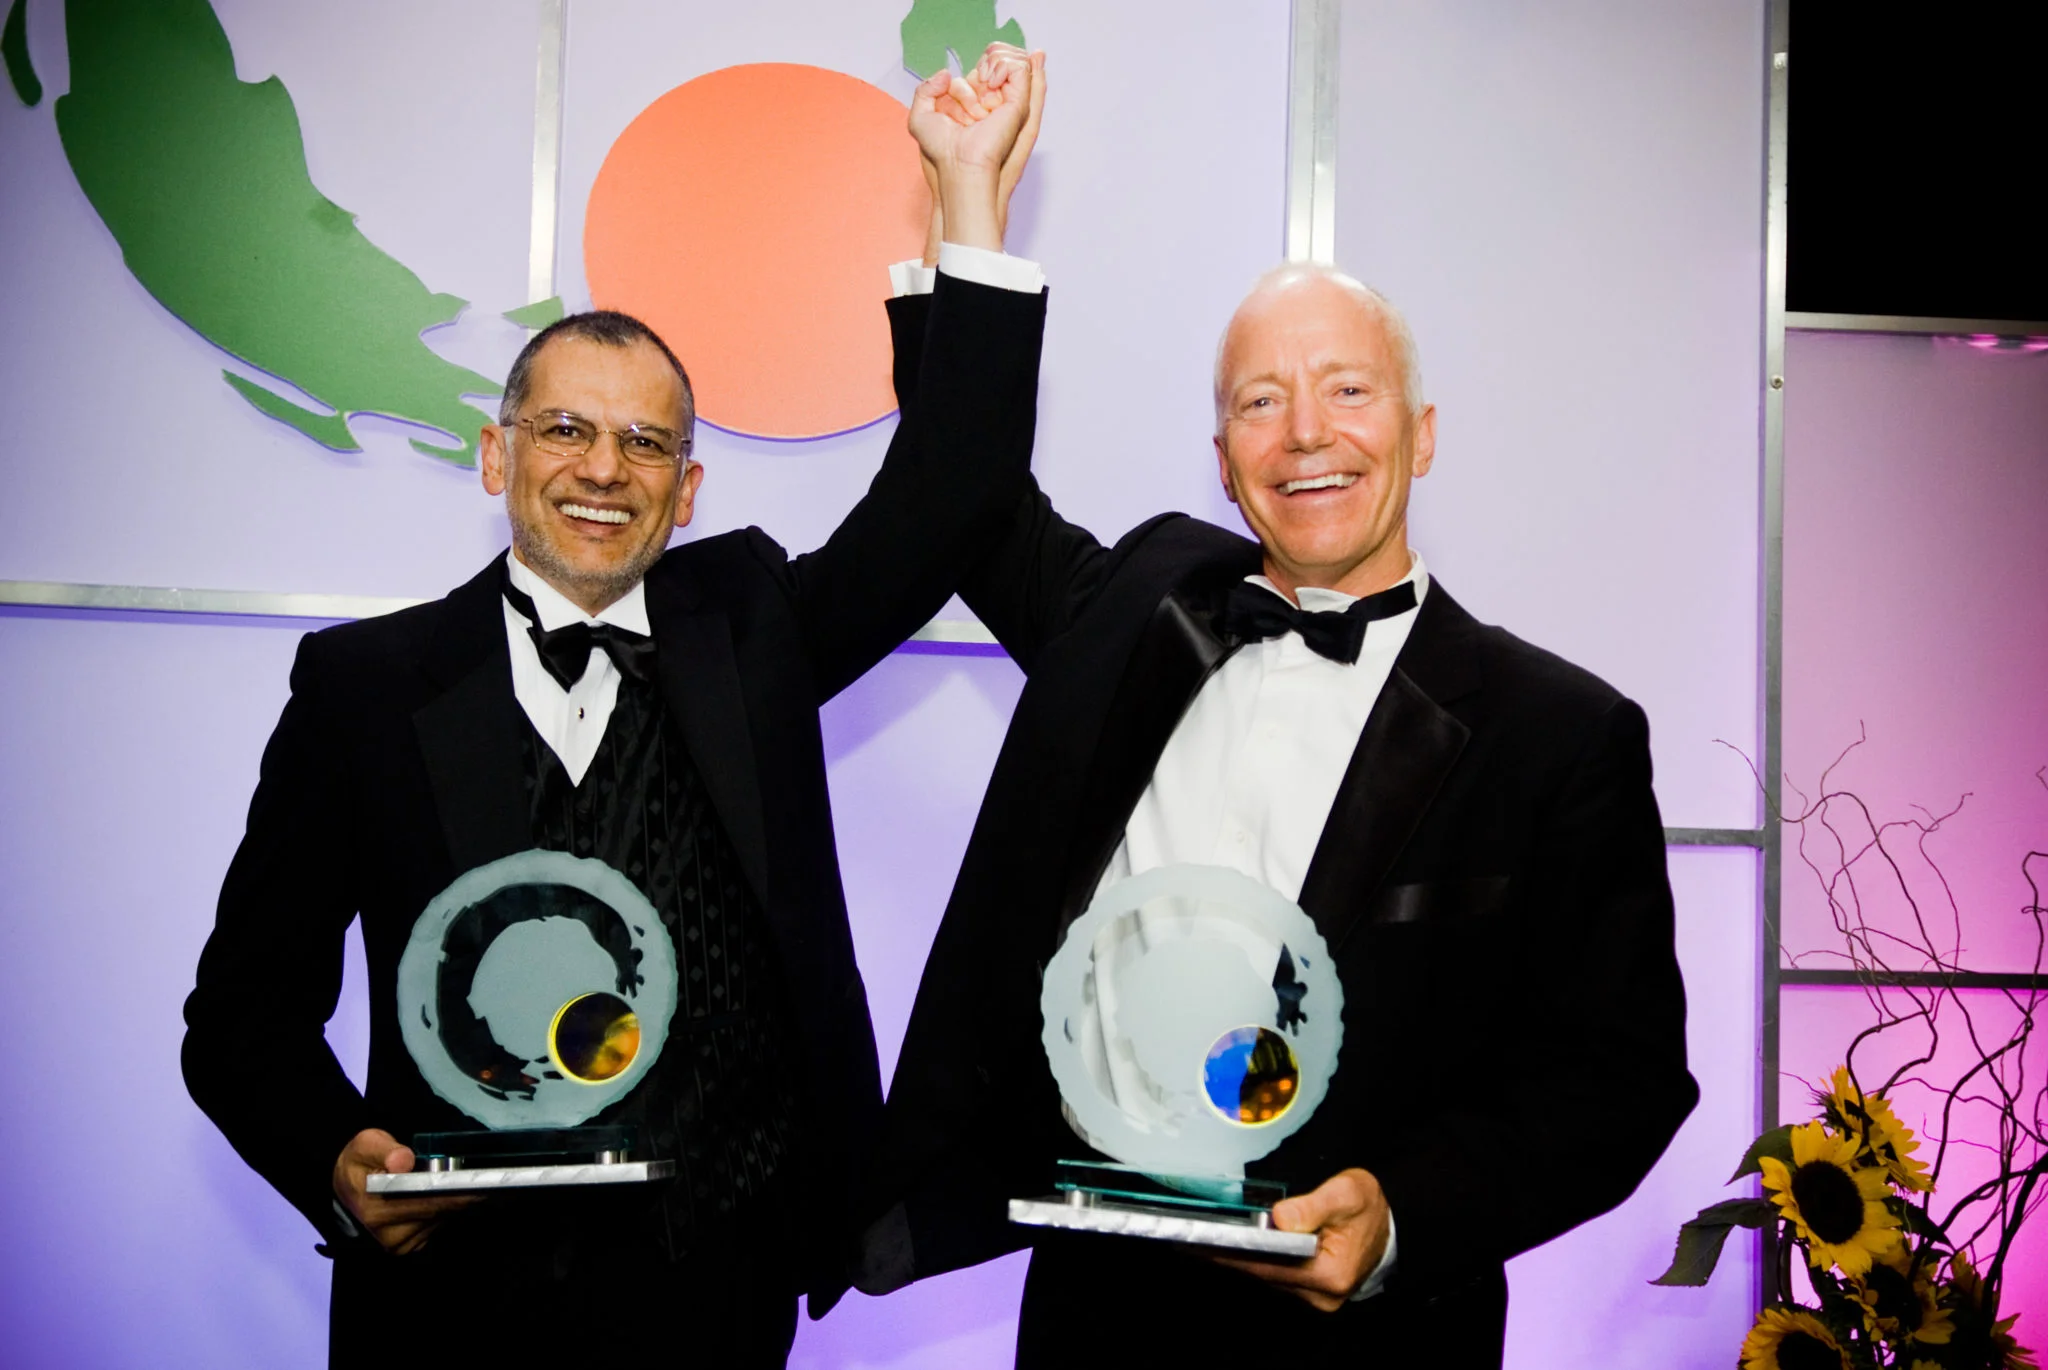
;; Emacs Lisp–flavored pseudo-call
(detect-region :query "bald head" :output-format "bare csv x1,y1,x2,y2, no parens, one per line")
1213,265,1424,433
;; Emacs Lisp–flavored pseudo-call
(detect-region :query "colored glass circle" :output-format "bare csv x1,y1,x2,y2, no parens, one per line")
1202,1025,1300,1126
584,63,929,439
549,992,642,1084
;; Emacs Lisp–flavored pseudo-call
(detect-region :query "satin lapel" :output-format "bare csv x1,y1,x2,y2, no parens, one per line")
1297,588,1478,953
1055,588,1237,930
413,560,529,875
646,575,771,911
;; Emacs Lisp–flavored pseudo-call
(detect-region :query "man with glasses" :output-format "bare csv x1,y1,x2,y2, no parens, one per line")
183,47,1045,1367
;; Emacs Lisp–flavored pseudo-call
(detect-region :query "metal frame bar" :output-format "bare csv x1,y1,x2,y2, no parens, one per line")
1787,312,2048,338
1757,0,1792,1309
1667,827,1766,849
526,0,567,308
1284,0,1339,263
1783,969,2045,991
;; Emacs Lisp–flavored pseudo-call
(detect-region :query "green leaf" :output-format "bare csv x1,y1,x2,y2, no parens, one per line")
4,0,41,107
1730,1125,1797,1184
1901,1202,1954,1248
1650,1197,1774,1286
503,296,566,329
900,0,1026,80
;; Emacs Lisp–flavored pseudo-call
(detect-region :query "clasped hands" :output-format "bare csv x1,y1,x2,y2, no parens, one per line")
908,43,1046,256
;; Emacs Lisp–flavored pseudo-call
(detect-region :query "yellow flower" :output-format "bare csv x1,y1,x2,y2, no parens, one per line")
1993,1314,2040,1368
1946,1252,2037,1368
1828,1066,1934,1192
1851,1242,1953,1346
1760,1120,1902,1278
1741,1307,1851,1370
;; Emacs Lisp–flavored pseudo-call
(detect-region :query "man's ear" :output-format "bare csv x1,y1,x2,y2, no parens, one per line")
479,424,509,496
1410,404,1437,479
672,460,707,529
1214,434,1240,506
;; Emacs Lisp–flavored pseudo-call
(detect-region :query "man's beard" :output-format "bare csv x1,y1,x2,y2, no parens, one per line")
508,504,668,612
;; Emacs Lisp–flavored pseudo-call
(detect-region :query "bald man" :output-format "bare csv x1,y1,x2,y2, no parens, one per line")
861,264,1697,1368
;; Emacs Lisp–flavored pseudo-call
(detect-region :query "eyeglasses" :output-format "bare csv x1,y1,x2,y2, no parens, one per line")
511,411,691,467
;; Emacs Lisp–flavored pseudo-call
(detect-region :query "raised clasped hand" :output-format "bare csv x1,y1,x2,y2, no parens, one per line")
1212,1166,1392,1313
909,43,1043,183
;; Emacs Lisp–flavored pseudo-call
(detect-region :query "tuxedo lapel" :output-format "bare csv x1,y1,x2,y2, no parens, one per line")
1296,586,1480,952
413,559,530,876
645,566,771,911
1055,587,1238,929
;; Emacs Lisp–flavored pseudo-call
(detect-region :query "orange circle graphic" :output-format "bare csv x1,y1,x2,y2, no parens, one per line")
585,63,929,439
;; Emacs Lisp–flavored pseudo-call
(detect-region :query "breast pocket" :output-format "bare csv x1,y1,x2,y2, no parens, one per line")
1365,876,1512,929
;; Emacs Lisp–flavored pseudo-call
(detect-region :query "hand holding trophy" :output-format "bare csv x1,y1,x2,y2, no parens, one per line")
1011,865,1348,1260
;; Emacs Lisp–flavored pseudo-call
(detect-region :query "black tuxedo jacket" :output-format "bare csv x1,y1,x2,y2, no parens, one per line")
867,312,1699,1339
182,275,1048,1308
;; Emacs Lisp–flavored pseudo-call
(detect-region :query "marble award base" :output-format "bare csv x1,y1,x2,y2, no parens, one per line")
1007,1160,1318,1260
365,1124,673,1196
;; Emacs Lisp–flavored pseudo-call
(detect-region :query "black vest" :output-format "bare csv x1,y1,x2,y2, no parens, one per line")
520,668,803,1255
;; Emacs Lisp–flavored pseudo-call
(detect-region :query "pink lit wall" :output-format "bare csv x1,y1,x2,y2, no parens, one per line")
1781,330,2048,1344
1782,331,2048,974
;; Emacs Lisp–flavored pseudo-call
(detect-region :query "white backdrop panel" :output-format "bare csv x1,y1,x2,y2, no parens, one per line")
1334,0,1766,830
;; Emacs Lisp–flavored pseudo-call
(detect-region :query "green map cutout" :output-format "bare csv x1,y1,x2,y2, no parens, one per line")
55,0,500,465
4,0,40,106
901,0,1024,79
504,297,566,329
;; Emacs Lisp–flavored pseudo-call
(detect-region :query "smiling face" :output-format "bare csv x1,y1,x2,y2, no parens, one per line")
479,334,703,614
1213,272,1435,601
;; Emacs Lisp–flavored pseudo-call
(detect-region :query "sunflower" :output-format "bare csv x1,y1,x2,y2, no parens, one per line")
1760,1120,1902,1277
1850,1242,1954,1347
1994,1316,2041,1370
1741,1307,1851,1370
1827,1066,1934,1192
1948,1253,2039,1369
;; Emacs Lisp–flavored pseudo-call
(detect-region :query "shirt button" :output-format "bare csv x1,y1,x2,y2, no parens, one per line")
577,707,586,720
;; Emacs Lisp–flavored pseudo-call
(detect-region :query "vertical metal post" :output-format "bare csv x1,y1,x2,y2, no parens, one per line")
1285,0,1340,264
527,0,568,309
1758,0,1791,1312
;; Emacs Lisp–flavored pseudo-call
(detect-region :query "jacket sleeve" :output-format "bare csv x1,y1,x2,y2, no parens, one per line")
183,630,373,1243
769,274,1049,703
1370,697,1699,1289
953,478,1115,675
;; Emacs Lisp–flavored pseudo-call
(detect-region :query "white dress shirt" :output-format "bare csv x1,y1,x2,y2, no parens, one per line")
1097,557,1429,901
501,551,651,786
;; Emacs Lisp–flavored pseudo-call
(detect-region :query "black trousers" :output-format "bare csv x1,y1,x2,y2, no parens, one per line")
1014,1231,1508,1369
327,1191,798,1369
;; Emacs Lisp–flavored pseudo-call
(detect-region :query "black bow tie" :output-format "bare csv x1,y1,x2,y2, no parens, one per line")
501,578,657,690
1216,578,1418,664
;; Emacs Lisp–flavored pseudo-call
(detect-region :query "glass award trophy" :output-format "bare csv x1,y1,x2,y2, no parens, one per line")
367,850,678,1195
1009,864,1344,1259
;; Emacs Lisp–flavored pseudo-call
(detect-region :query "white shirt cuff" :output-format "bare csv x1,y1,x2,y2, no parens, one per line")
888,248,1045,296
1349,1211,1398,1301
888,260,938,297
942,243,1047,294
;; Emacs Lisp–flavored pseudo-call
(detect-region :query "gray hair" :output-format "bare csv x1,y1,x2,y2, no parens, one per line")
499,309,696,438
1212,263,1425,432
